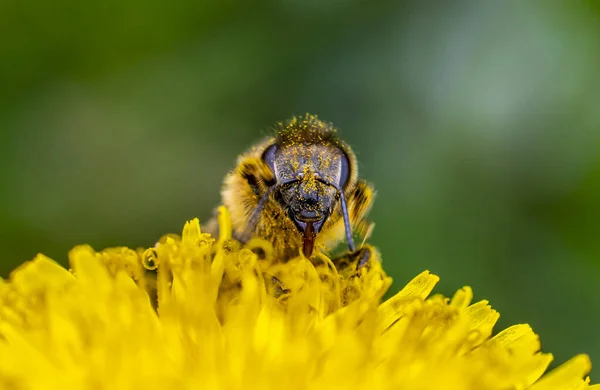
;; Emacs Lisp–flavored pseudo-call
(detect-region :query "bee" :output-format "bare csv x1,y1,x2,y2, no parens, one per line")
206,114,376,269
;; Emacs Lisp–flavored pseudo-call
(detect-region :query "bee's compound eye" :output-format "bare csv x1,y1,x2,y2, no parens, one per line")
339,152,351,189
262,144,277,173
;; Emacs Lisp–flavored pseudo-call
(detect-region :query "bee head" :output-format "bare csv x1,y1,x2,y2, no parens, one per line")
261,135,352,257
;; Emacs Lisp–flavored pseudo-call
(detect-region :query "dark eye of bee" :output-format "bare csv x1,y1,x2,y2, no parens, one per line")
339,151,351,190
262,144,277,175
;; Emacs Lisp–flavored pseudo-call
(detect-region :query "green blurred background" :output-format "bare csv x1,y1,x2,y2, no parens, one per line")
1,0,599,371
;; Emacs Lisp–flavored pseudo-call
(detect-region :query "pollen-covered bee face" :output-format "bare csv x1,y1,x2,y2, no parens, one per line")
262,141,351,253
278,178,336,236
216,114,374,262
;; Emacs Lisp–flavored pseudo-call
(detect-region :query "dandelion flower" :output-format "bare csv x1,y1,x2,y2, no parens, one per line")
0,206,596,390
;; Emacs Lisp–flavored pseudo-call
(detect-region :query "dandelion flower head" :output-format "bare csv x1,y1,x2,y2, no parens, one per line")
0,206,596,390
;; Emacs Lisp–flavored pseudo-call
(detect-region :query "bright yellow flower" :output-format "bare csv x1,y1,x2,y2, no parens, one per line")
0,206,596,390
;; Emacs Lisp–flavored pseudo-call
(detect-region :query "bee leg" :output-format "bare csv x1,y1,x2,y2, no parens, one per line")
265,274,291,301
356,247,372,269
347,180,375,235
332,245,373,272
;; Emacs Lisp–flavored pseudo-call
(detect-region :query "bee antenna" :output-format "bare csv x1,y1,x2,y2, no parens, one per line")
337,190,356,252
242,186,275,241
315,178,355,253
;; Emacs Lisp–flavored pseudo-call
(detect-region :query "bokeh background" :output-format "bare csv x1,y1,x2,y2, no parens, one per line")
2,0,600,372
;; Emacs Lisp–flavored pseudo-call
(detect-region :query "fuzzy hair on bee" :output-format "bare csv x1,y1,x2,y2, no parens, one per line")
205,114,376,269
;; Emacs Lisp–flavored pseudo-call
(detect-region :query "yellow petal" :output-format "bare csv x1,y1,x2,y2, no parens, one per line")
0,210,595,390
530,354,593,390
